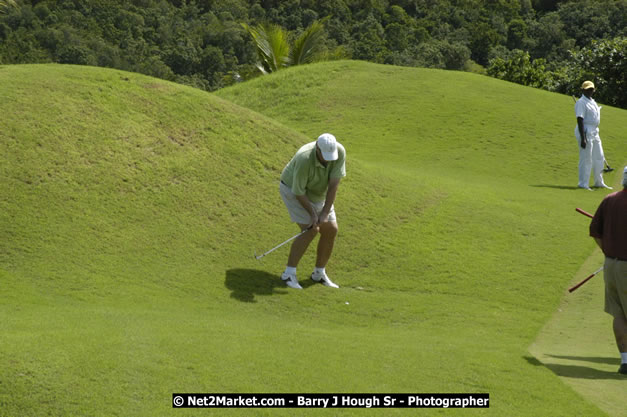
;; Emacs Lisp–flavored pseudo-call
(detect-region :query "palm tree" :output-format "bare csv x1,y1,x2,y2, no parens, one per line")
242,23,290,74
0,0,16,14
290,20,327,66
242,20,327,74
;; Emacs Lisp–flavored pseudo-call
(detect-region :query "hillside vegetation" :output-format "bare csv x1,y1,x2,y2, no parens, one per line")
0,61,625,416
1,0,625,106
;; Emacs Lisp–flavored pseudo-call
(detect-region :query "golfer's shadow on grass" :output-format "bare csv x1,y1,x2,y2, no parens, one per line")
524,355,624,380
225,268,314,302
530,184,581,190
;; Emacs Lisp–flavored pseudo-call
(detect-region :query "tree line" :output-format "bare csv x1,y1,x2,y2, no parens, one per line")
0,0,625,107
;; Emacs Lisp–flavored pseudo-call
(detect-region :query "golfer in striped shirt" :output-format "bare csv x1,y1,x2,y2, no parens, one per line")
279,133,346,289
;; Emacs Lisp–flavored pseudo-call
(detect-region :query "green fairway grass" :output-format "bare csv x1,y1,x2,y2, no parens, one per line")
1,62,625,416
218,60,627,415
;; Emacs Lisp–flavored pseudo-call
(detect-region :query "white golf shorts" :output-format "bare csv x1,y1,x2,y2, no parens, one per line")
279,181,336,225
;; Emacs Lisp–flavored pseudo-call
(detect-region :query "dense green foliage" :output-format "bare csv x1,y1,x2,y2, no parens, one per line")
489,37,627,108
0,0,16,13
0,0,625,100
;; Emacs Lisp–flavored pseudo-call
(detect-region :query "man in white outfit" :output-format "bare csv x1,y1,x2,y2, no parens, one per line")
574,81,612,190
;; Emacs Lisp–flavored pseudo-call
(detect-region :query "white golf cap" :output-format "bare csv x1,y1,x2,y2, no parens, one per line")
623,166,627,187
317,133,338,161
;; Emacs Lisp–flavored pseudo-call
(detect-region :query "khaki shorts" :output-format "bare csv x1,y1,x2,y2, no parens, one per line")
604,257,627,319
279,181,336,225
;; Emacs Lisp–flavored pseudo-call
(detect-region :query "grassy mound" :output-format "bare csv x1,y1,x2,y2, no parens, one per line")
218,60,627,415
0,62,624,416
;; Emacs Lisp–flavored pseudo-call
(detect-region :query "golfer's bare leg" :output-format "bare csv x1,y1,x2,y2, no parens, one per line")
613,314,627,353
287,224,318,268
316,221,338,269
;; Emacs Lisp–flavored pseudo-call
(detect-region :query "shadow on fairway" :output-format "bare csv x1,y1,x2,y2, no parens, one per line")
545,354,618,365
530,184,581,190
524,355,623,380
225,269,315,302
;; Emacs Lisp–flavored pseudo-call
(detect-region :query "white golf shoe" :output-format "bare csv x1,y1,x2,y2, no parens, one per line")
281,272,302,289
311,271,339,288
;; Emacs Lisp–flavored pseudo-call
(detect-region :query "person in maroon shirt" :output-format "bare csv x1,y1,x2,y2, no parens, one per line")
589,166,627,375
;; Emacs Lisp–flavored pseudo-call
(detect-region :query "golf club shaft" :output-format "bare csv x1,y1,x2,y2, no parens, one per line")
575,207,594,219
255,226,313,260
568,266,604,293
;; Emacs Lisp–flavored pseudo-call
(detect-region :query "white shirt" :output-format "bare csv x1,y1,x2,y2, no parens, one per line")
574,95,601,130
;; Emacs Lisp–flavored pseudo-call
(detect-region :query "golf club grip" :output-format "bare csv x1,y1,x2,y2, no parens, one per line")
575,208,594,219
568,273,594,292
568,266,604,293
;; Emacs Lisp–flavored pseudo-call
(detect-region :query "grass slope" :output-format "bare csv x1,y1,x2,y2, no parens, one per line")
0,62,623,416
217,60,627,414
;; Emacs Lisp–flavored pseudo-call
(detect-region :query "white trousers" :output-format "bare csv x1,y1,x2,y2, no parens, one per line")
575,127,605,188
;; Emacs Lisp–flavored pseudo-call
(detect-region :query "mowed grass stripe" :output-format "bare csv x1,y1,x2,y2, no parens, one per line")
531,250,627,417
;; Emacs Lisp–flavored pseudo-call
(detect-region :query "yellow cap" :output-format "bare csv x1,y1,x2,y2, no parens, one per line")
581,81,595,90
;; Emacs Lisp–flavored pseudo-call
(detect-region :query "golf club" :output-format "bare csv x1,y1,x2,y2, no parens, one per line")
254,226,313,260
575,207,594,218
569,206,601,292
568,266,604,293
571,95,613,172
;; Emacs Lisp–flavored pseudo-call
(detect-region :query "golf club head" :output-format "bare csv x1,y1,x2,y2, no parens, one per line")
604,167,614,173
254,251,263,261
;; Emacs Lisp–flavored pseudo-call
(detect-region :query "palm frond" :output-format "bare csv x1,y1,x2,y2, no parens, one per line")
291,20,327,66
0,0,17,13
242,23,290,73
